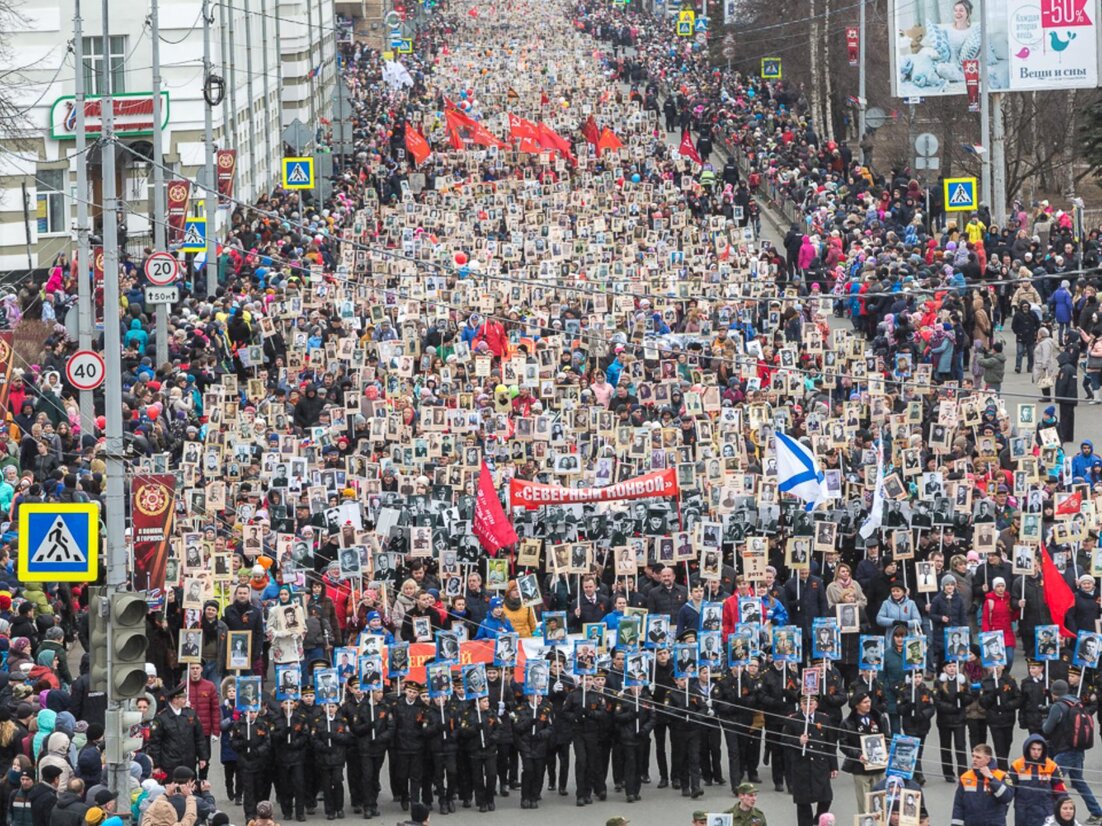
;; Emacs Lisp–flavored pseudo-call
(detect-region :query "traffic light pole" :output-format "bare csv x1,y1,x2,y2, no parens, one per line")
99,0,137,801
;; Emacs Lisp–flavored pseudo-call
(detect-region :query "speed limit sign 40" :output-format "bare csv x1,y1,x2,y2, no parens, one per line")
144,251,179,287
66,350,106,391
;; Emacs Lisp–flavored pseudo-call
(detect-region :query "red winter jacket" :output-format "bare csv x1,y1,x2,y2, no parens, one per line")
981,590,1020,648
187,676,220,737
323,574,352,636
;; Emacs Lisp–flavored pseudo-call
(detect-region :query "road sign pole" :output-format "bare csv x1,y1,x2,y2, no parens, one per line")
992,92,1007,226
203,0,219,298
979,0,992,211
72,0,95,431
99,0,130,804
150,0,169,367
857,0,866,162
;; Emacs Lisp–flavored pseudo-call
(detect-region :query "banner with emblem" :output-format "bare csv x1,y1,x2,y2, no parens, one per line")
131,474,176,594
216,150,237,202
166,179,191,245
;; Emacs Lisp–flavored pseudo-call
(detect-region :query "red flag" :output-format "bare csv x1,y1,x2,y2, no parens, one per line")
596,126,623,157
467,7,478,16
537,122,576,164
473,463,518,555
679,130,702,164
581,115,600,147
1056,491,1083,516
444,109,507,150
508,112,540,142
1041,542,1077,638
404,124,431,166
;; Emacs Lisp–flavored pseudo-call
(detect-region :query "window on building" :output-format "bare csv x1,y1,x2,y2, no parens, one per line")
82,35,126,95
36,169,67,236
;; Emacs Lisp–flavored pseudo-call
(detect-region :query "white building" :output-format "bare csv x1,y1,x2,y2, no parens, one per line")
0,0,338,271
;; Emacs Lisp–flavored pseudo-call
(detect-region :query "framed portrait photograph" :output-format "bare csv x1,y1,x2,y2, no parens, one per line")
235,676,261,712
859,635,884,671
836,603,860,633
226,631,252,672
1074,631,1102,669
1012,545,1036,575
979,631,1007,669
177,628,202,663
275,663,301,701
1035,625,1061,661
861,733,888,770
944,626,971,662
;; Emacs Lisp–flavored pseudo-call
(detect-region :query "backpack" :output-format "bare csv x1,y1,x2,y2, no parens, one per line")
1066,698,1095,750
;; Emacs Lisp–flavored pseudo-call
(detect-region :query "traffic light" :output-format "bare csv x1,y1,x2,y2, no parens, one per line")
110,593,149,699
105,706,145,763
87,587,108,694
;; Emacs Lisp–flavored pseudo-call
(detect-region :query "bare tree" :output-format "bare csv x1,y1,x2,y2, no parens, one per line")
0,0,31,144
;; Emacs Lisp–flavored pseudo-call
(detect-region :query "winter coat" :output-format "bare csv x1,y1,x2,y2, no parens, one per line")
392,697,426,754
979,351,1007,386
1064,587,1100,636
876,596,922,641
1056,351,1079,405
935,673,973,729
1019,676,1051,732
781,711,837,804
37,732,73,789
980,674,1022,728
1009,734,1068,825
797,236,817,270
1051,287,1074,323
930,591,968,658
185,679,219,738
981,591,1019,648
146,706,208,774
951,766,1014,826
896,681,937,736
1034,335,1058,384
310,712,353,768
351,697,394,757
229,717,270,773
46,792,85,826
512,699,553,759
838,707,891,774
139,791,196,826
614,691,655,745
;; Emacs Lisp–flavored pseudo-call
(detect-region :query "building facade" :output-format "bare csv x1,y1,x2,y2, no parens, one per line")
0,0,338,272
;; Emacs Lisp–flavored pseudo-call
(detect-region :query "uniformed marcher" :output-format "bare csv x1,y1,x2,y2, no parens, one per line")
230,708,271,821
271,697,310,821
423,692,461,814
392,681,427,811
758,660,799,793
564,671,612,805
724,783,767,826
513,689,554,809
667,674,704,798
838,690,890,813
147,684,210,779
614,682,655,802
459,693,501,812
782,694,838,826
545,653,575,797
313,700,355,819
352,684,395,819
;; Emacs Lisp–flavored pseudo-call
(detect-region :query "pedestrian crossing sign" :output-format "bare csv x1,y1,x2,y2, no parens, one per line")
282,157,315,190
398,38,413,53
943,176,977,212
181,217,206,253
761,58,782,79
677,9,694,35
18,503,99,582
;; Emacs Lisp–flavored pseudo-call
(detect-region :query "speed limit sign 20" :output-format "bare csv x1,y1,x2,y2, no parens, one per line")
66,350,106,391
144,251,179,287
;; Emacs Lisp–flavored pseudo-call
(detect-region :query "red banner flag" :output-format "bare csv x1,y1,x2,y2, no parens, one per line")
508,112,540,142
1041,542,1077,638
537,122,576,164
1056,490,1083,516
581,115,600,147
846,26,859,67
964,59,980,112
404,124,431,165
216,149,237,201
679,130,702,164
131,474,177,595
597,127,623,157
166,179,191,245
473,463,518,554
510,468,680,510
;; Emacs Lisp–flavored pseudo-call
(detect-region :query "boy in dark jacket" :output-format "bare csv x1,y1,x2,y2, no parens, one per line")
895,671,937,784
459,695,500,813
979,667,1022,772
423,692,462,815
1009,734,1067,826
1019,660,1051,736
614,685,655,803
512,692,553,810
270,698,310,821
352,684,394,819
312,702,354,819
935,660,972,782
229,710,270,821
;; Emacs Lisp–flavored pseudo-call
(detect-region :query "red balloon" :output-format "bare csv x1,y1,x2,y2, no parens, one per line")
454,252,468,266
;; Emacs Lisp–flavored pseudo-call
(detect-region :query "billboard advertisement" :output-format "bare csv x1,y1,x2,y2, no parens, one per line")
890,0,1100,97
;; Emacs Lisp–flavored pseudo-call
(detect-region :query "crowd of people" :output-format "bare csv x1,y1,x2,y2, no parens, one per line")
4,0,1102,825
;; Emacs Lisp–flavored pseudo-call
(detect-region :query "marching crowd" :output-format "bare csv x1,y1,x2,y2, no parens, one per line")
3,0,1102,825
